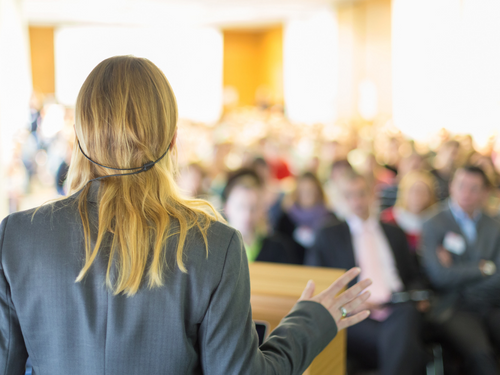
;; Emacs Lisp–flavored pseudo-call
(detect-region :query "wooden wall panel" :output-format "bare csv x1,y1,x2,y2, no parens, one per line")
223,26,283,107
29,26,55,95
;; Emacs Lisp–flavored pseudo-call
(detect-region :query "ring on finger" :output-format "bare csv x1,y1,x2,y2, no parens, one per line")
340,306,348,318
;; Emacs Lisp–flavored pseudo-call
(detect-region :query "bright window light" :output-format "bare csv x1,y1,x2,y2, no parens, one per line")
283,8,338,125
393,0,500,147
55,25,223,123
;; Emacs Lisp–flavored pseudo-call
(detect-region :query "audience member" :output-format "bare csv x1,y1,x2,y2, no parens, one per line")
275,172,336,250
431,140,460,201
469,152,500,216
422,166,500,375
251,157,284,227
381,170,437,253
177,163,208,198
324,159,353,221
378,152,425,211
223,169,303,264
306,172,427,375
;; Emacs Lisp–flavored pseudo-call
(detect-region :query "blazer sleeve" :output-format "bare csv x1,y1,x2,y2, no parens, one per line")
198,230,337,375
0,216,28,375
461,235,500,306
421,219,483,290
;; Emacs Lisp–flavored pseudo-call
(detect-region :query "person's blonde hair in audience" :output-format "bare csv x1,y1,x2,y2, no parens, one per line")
64,56,222,296
394,170,437,212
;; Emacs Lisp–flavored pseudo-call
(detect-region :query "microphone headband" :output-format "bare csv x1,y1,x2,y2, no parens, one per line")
77,140,170,183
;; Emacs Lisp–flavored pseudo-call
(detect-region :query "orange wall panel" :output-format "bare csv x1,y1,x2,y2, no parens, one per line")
223,31,262,106
29,26,55,95
260,27,283,105
223,27,283,107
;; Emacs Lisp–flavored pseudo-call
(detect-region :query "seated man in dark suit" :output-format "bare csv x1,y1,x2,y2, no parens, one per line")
223,168,304,264
422,165,500,375
306,172,426,375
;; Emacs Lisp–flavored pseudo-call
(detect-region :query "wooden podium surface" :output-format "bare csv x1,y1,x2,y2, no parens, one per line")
249,262,346,375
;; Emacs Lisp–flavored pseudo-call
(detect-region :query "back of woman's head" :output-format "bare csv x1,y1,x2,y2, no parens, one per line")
70,56,176,187
66,56,221,296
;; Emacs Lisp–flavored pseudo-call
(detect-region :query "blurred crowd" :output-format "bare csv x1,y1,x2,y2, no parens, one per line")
6,94,500,375
8,93,500,219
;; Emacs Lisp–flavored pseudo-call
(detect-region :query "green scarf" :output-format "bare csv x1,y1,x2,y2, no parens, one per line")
245,236,264,263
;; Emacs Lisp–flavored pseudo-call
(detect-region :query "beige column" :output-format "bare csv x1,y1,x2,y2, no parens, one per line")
336,0,392,122
0,0,32,219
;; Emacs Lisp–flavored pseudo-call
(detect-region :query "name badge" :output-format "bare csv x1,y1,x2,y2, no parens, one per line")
443,231,466,255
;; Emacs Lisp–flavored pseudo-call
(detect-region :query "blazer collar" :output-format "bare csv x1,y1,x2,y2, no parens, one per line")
442,205,489,260
443,203,487,233
69,180,101,203
87,180,101,203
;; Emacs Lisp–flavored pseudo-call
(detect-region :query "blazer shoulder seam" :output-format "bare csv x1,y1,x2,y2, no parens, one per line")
0,215,10,269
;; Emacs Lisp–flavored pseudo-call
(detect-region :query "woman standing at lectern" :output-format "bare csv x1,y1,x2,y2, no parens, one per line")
0,56,371,374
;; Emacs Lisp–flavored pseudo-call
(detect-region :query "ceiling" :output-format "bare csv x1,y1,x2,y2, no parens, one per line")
22,0,361,28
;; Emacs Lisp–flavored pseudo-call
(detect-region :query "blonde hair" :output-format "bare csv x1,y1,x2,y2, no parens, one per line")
65,56,222,296
395,170,436,211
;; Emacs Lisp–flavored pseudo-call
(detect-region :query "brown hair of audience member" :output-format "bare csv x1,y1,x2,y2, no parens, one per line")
340,170,373,191
222,168,263,204
284,172,327,210
330,159,353,179
451,165,492,190
222,168,269,235
468,153,499,188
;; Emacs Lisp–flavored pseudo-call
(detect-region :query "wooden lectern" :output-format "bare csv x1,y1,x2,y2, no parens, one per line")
249,262,346,375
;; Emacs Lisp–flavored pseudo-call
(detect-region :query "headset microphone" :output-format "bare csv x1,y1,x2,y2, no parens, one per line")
77,140,170,183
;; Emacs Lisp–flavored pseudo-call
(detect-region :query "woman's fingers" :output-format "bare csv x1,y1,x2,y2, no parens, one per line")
330,278,372,310
336,310,371,331
336,290,371,316
299,280,316,301
296,268,372,333
319,267,361,300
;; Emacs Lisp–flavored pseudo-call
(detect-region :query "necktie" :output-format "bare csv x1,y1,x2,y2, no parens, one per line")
357,221,392,321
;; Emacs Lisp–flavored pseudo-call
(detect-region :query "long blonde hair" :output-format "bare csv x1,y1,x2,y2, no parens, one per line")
66,56,222,296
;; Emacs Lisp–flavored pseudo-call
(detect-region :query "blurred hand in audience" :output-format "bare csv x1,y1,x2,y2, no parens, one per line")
416,300,431,313
437,245,453,268
299,267,372,331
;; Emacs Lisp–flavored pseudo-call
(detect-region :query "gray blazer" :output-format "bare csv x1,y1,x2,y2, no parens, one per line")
421,202,500,320
0,181,337,375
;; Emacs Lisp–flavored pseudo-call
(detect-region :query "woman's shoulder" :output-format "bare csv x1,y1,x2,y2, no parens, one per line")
2,197,78,229
204,220,241,251
182,220,244,280
181,218,240,254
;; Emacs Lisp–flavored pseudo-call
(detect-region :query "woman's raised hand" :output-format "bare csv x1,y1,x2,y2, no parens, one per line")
299,267,372,331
